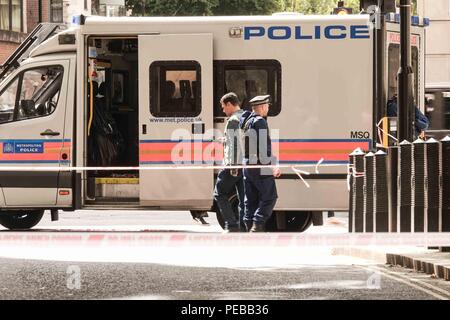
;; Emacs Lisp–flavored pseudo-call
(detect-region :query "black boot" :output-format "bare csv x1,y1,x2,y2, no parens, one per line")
244,222,253,232
223,225,240,233
250,223,265,232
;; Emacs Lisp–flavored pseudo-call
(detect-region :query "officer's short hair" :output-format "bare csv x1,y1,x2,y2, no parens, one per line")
220,92,240,106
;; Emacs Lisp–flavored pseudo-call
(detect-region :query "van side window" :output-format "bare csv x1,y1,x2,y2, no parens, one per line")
0,78,19,123
0,65,63,124
17,66,63,120
214,60,281,117
149,61,201,117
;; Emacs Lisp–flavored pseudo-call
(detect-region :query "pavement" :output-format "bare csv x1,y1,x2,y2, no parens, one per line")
1,210,450,299
1,257,447,300
325,214,450,282
333,246,450,281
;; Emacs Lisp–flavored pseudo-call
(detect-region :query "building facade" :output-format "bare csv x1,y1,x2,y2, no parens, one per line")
0,0,90,64
417,0,450,84
0,0,124,65
92,0,126,17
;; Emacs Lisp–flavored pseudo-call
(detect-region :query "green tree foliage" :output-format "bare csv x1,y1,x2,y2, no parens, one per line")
281,0,360,14
126,0,283,16
125,0,218,16
212,0,283,15
281,0,417,15
126,0,418,17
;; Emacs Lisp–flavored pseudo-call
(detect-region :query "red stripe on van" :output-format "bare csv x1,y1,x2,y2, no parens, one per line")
0,141,71,162
138,140,369,164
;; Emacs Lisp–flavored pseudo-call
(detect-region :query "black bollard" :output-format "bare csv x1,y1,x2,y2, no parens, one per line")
426,138,441,232
350,148,366,233
375,150,389,232
413,139,426,232
364,152,375,233
442,136,450,233
398,140,413,232
387,146,398,232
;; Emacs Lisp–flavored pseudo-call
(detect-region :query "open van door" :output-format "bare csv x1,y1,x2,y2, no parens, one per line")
138,34,214,208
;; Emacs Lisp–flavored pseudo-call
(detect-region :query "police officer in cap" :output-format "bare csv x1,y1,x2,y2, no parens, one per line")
240,95,281,232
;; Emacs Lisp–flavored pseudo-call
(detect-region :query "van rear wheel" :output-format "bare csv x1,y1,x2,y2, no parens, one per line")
215,196,313,233
0,210,44,230
266,211,313,232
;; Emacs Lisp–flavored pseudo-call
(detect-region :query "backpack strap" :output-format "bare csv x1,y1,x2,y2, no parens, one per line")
242,113,255,133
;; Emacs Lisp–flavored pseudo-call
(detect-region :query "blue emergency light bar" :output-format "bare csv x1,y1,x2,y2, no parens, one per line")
385,13,430,27
72,15,86,25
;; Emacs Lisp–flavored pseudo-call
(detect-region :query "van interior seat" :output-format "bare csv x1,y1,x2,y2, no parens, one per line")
164,80,176,101
242,79,257,110
180,80,192,98
20,100,36,118
191,80,197,100
180,80,193,111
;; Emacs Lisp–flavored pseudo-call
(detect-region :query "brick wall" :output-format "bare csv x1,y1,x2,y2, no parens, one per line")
0,42,19,65
26,0,39,33
1,1,52,65
27,0,51,33
41,0,50,23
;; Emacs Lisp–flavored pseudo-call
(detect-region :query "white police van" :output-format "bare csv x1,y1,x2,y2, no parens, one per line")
0,12,428,231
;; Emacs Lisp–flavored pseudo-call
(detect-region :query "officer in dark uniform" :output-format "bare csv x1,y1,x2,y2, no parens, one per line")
240,95,281,232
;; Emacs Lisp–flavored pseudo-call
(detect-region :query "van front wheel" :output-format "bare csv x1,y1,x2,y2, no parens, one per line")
0,210,44,230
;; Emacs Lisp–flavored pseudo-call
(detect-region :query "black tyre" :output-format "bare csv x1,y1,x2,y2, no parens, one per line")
266,211,313,232
0,210,44,230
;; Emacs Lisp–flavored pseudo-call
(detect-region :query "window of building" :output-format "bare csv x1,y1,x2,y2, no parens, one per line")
214,60,281,117
149,61,201,118
0,65,63,124
0,0,22,32
11,0,20,31
388,44,419,103
50,0,63,23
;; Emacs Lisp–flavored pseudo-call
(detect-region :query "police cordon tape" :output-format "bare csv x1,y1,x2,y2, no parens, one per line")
1,232,450,247
0,158,366,190
0,162,339,172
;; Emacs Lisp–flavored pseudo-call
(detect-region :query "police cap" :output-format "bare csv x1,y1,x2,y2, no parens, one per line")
249,95,271,107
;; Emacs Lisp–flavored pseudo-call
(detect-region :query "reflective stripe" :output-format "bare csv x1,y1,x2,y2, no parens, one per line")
0,140,71,163
139,139,370,164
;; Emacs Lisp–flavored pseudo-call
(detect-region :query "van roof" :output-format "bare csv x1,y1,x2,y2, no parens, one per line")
80,14,371,26
77,14,371,35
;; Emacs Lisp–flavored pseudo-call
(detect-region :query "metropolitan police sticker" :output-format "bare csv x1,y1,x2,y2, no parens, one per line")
2,142,14,153
14,142,44,153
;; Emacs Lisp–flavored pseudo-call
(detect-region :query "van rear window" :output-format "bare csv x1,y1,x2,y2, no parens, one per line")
214,60,281,117
149,61,201,118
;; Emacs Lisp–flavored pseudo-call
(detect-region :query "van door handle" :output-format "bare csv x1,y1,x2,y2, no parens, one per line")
40,129,60,136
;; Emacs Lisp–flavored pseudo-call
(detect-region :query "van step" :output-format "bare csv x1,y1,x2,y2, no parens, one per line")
94,179,139,198
95,177,139,184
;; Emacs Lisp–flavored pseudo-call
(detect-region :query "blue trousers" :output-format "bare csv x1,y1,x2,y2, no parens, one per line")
213,169,245,229
243,167,278,226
